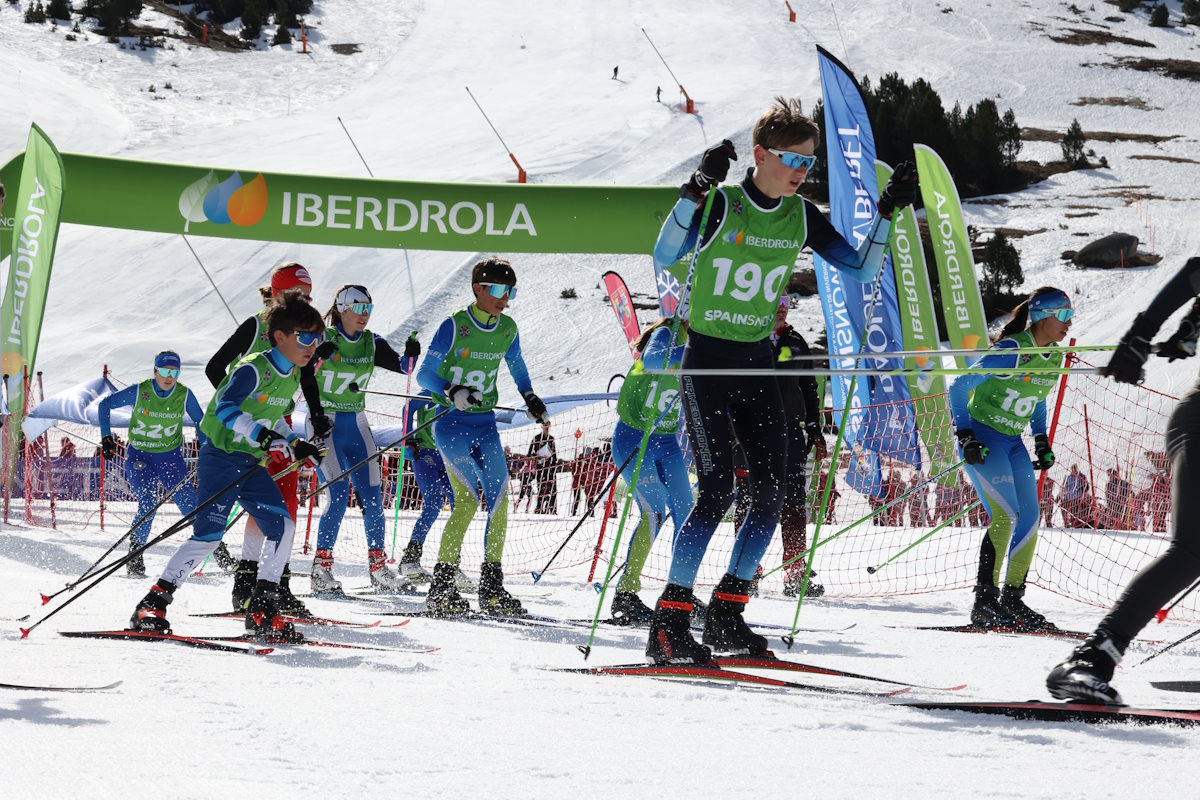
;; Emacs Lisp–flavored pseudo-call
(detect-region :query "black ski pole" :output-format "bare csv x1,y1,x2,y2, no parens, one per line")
1135,626,1200,669
1154,575,1200,624
531,443,639,583
20,454,276,638
39,472,194,605
348,382,525,414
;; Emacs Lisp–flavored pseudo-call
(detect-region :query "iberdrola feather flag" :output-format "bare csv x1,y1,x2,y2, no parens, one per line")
1,124,66,481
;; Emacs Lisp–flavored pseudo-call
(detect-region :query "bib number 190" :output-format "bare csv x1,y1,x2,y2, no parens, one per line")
711,258,790,303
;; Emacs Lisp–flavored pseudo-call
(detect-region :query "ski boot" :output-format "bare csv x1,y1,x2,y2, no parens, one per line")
970,585,1015,629
453,558,477,592
212,541,238,574
609,591,653,626
277,564,313,619
231,559,257,611
426,562,470,617
399,541,432,582
782,570,824,598
689,592,708,624
748,565,765,597
1000,584,1052,631
1046,628,1125,704
368,549,416,594
477,562,527,617
126,542,147,579
702,574,770,656
130,580,175,633
646,584,713,665
310,549,342,594
244,579,305,643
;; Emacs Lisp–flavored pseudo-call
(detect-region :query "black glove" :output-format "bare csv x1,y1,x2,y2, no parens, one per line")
101,434,118,461
314,340,337,361
1156,301,1200,362
523,392,550,424
255,427,286,453
955,428,988,466
404,335,421,360
293,439,323,469
681,139,737,200
878,160,919,218
447,384,483,411
1101,314,1154,385
309,413,334,439
1032,433,1055,471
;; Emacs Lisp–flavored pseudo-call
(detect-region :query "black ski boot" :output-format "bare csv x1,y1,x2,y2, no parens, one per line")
1000,584,1052,631
610,591,653,626
689,592,708,624
212,541,237,574
399,541,432,582
970,585,1015,629
276,563,313,619
426,562,470,617
702,574,771,656
244,579,305,643
783,570,824,598
231,559,257,611
130,580,175,633
477,562,527,617
646,584,713,665
126,542,146,578
1046,628,1125,704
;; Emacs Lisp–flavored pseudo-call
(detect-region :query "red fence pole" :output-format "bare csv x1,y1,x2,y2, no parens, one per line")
1083,403,1098,527
587,476,621,583
1038,337,1075,499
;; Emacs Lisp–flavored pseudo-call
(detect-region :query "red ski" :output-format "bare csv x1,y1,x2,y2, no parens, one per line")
901,699,1200,726
59,629,272,655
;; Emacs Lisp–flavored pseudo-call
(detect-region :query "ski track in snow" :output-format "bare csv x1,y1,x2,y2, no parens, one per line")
5,1,1200,795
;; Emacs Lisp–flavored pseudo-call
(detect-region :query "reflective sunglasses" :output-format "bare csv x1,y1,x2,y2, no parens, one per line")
767,148,817,171
286,329,325,347
348,302,373,316
481,282,517,301
1033,307,1074,323
156,367,180,379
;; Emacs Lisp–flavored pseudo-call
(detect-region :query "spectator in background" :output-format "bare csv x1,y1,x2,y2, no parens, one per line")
528,421,558,514
1039,475,1057,528
908,472,931,526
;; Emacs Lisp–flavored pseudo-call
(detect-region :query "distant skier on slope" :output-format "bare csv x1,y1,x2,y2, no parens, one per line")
1049,257,1200,704
98,350,206,577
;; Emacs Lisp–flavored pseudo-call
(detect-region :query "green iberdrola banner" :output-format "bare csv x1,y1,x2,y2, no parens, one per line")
878,159,958,485
0,150,676,258
2,124,65,463
913,144,988,369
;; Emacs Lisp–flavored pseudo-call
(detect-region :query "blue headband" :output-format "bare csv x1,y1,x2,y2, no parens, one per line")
154,352,181,371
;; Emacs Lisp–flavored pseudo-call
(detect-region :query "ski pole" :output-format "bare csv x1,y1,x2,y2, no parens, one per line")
20,453,278,637
864,501,979,575
349,383,524,414
773,344,1116,361
1134,626,1200,669
38,471,194,605
530,444,641,582
388,342,417,560
1155,575,1200,624
758,459,966,582
578,394,681,659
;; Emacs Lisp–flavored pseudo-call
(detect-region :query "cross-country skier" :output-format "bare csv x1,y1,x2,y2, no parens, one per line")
130,290,326,641
98,351,206,577
302,284,421,594
645,96,916,664
1048,258,1200,704
396,391,456,583
205,262,327,615
416,256,549,616
607,318,694,625
948,287,1072,631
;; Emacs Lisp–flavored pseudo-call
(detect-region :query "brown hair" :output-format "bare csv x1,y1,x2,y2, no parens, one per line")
994,286,1065,342
633,317,688,353
753,96,820,150
265,288,324,346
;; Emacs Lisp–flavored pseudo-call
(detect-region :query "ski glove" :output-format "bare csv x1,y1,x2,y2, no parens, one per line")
1032,433,1055,471
955,428,988,466
309,413,334,439
101,434,118,461
878,161,919,219
523,392,550,425
1101,314,1153,385
255,427,291,459
681,139,737,200
404,335,421,360
293,439,323,469
447,384,483,411
314,340,337,361
1157,300,1200,362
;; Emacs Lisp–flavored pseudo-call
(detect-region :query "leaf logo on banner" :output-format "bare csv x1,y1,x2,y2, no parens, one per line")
178,171,217,233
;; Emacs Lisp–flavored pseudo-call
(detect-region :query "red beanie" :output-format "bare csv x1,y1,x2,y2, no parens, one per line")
270,263,313,295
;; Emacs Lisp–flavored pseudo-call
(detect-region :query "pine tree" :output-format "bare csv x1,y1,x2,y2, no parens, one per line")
998,108,1022,168
90,0,142,34
46,0,70,20
240,0,267,40
1061,120,1087,167
272,22,291,45
274,0,297,28
1185,0,1200,23
25,1,48,23
1118,0,1142,10
1150,3,1169,26
980,232,1024,303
